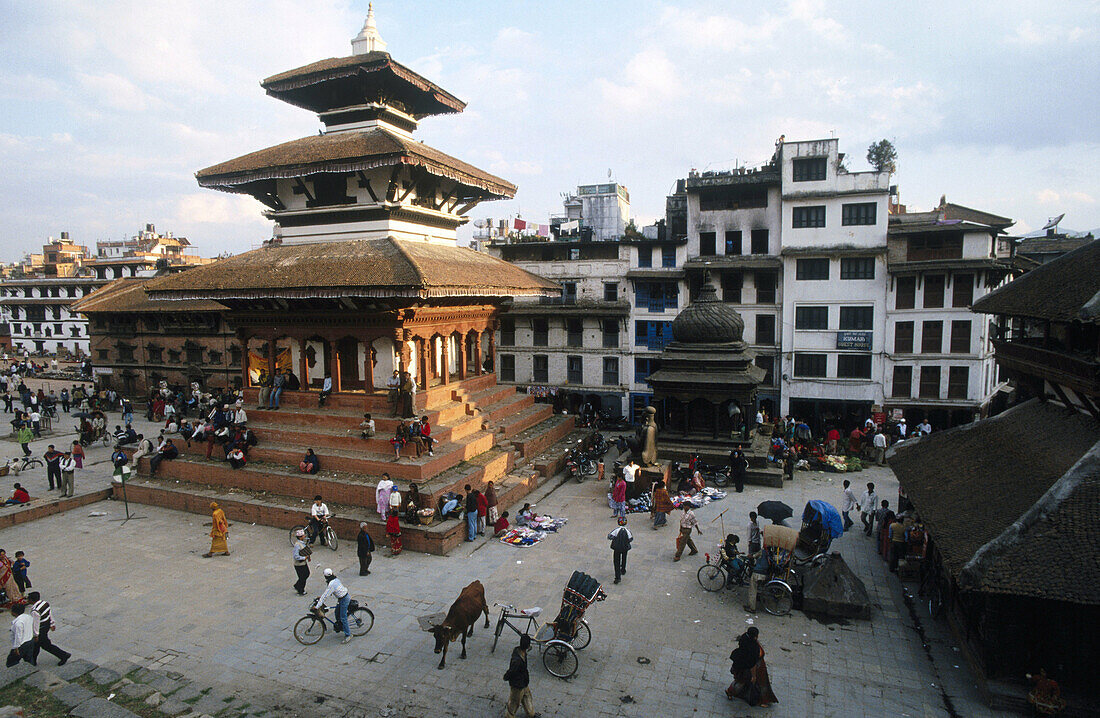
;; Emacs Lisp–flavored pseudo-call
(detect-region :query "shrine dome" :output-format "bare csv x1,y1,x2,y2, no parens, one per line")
671,283,745,344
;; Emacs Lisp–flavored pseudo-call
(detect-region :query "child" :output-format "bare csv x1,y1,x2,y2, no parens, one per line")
493,511,510,537
385,508,402,556
12,551,29,592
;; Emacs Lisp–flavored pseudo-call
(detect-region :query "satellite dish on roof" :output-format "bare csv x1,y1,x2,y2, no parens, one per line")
1043,213,1065,231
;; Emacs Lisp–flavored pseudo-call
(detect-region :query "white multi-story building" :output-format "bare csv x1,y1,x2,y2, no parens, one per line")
777,138,893,430
884,200,1015,428
554,183,631,241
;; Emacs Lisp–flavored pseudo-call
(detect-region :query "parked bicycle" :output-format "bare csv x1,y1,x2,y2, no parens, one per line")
292,597,374,645
697,544,752,592
5,456,43,475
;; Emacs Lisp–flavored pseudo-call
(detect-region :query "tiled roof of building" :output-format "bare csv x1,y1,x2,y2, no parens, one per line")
143,238,559,301
195,127,516,198
1014,236,1092,256
942,202,1013,228
889,399,1100,604
972,238,1100,323
70,278,225,314
260,52,465,117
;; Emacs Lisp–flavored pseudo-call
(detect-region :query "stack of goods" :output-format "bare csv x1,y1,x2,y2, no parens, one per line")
671,487,728,509
625,492,653,514
527,515,568,532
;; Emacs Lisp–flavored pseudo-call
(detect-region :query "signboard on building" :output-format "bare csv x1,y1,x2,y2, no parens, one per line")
93,367,113,375
836,331,872,350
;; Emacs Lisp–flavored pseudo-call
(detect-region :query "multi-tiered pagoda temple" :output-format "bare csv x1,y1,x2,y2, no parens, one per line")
120,9,572,555
147,6,556,392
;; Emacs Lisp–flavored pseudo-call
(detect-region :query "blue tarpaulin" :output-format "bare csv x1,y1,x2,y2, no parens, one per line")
804,500,845,539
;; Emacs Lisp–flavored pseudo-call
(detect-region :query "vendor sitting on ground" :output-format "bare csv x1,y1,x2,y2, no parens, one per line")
403,483,422,523
359,413,375,439
3,483,29,506
438,492,461,519
299,448,320,474
493,511,511,537
516,503,538,526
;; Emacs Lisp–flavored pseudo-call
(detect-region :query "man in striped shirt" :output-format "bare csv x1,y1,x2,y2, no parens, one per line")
27,592,70,665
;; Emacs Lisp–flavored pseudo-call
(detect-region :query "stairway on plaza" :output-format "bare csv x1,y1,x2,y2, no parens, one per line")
116,374,575,554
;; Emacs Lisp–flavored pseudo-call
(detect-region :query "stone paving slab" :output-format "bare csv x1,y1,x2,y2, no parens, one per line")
22,669,66,692
147,674,186,695
54,656,96,681
70,696,143,718
119,682,156,699
52,681,96,708
88,665,123,685
156,698,192,716
170,684,204,703
0,663,37,690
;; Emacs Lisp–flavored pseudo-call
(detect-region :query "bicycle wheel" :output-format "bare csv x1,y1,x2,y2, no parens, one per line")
289,525,307,546
293,615,325,645
572,620,591,650
348,606,373,636
712,472,729,488
928,585,945,619
761,581,793,617
491,615,505,653
324,526,338,551
542,640,578,678
697,564,726,592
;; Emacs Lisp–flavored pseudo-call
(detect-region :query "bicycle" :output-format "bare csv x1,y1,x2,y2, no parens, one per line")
289,517,338,551
490,602,589,678
5,456,43,474
292,598,374,645
697,545,752,592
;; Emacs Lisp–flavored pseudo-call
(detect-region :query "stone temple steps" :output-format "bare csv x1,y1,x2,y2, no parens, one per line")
117,375,574,554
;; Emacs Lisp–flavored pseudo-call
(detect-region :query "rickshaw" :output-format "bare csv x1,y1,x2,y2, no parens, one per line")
758,522,831,616
491,570,605,678
799,500,844,555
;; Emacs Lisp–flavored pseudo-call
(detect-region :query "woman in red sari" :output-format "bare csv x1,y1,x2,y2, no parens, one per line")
725,627,778,707
0,549,24,607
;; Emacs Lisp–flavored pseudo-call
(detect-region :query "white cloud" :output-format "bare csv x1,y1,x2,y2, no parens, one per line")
77,72,161,111
596,48,680,112
1007,20,1087,46
493,27,537,54
1069,191,1095,204
175,193,265,225
1036,189,1060,204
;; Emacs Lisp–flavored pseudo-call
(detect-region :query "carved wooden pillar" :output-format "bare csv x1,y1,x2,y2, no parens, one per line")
299,337,310,392
472,331,482,375
239,330,252,388
418,337,430,389
266,336,276,379
397,330,411,375
440,334,450,386
456,333,467,380
487,331,496,374
364,337,375,392
326,336,340,392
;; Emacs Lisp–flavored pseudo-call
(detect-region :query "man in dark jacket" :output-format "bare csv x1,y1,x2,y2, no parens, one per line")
608,518,633,584
729,449,748,493
357,522,374,576
503,634,536,718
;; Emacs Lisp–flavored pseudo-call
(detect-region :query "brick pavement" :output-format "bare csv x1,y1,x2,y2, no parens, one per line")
0,444,1014,717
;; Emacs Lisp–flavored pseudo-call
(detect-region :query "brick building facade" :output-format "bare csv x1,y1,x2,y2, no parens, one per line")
72,278,240,398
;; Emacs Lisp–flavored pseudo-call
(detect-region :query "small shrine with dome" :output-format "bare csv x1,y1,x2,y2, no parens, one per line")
645,279,765,441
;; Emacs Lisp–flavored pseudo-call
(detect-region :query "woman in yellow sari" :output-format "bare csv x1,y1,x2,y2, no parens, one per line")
203,502,230,558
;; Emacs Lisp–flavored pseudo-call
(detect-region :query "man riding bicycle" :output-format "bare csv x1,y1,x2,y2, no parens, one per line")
309,495,332,546
314,568,351,644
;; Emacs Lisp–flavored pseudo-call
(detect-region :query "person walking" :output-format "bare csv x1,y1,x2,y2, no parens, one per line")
292,529,311,595
859,482,879,537
502,634,536,718
59,451,76,498
611,474,627,521
729,449,748,493
841,479,857,531
607,518,633,584
203,502,230,558
16,425,32,457
27,592,69,666
6,603,35,667
12,552,29,593
464,484,478,542
724,627,777,706
673,504,701,561
873,430,888,465
485,481,499,526
651,479,674,529
385,509,402,556
70,440,84,469
889,515,908,573
357,523,374,576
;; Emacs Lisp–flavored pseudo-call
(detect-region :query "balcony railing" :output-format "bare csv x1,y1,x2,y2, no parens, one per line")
992,339,1100,394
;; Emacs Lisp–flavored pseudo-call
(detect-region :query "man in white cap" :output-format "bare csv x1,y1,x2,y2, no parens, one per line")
314,569,351,643
292,529,311,595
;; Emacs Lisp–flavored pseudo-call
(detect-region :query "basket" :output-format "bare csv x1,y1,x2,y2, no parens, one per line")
418,508,436,526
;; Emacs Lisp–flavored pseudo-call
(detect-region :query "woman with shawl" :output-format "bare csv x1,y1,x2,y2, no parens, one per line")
650,479,675,529
484,481,499,525
375,475,394,521
0,549,23,606
203,502,230,557
725,627,777,706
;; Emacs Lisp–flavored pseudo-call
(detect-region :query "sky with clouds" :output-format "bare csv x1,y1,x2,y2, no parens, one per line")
1,0,1097,261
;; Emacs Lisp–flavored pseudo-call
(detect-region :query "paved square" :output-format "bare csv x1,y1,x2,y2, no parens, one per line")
0,419,1012,716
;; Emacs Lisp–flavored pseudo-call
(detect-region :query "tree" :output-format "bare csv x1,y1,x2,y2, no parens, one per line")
866,139,897,173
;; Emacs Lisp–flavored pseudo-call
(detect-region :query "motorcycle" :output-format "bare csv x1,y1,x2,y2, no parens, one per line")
565,448,597,482
587,432,609,457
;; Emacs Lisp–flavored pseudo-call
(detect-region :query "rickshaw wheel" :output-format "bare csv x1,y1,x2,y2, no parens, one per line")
697,564,726,592
542,640,578,678
571,619,591,650
761,580,793,616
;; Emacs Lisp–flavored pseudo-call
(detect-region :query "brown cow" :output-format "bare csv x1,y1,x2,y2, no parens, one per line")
429,580,490,669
